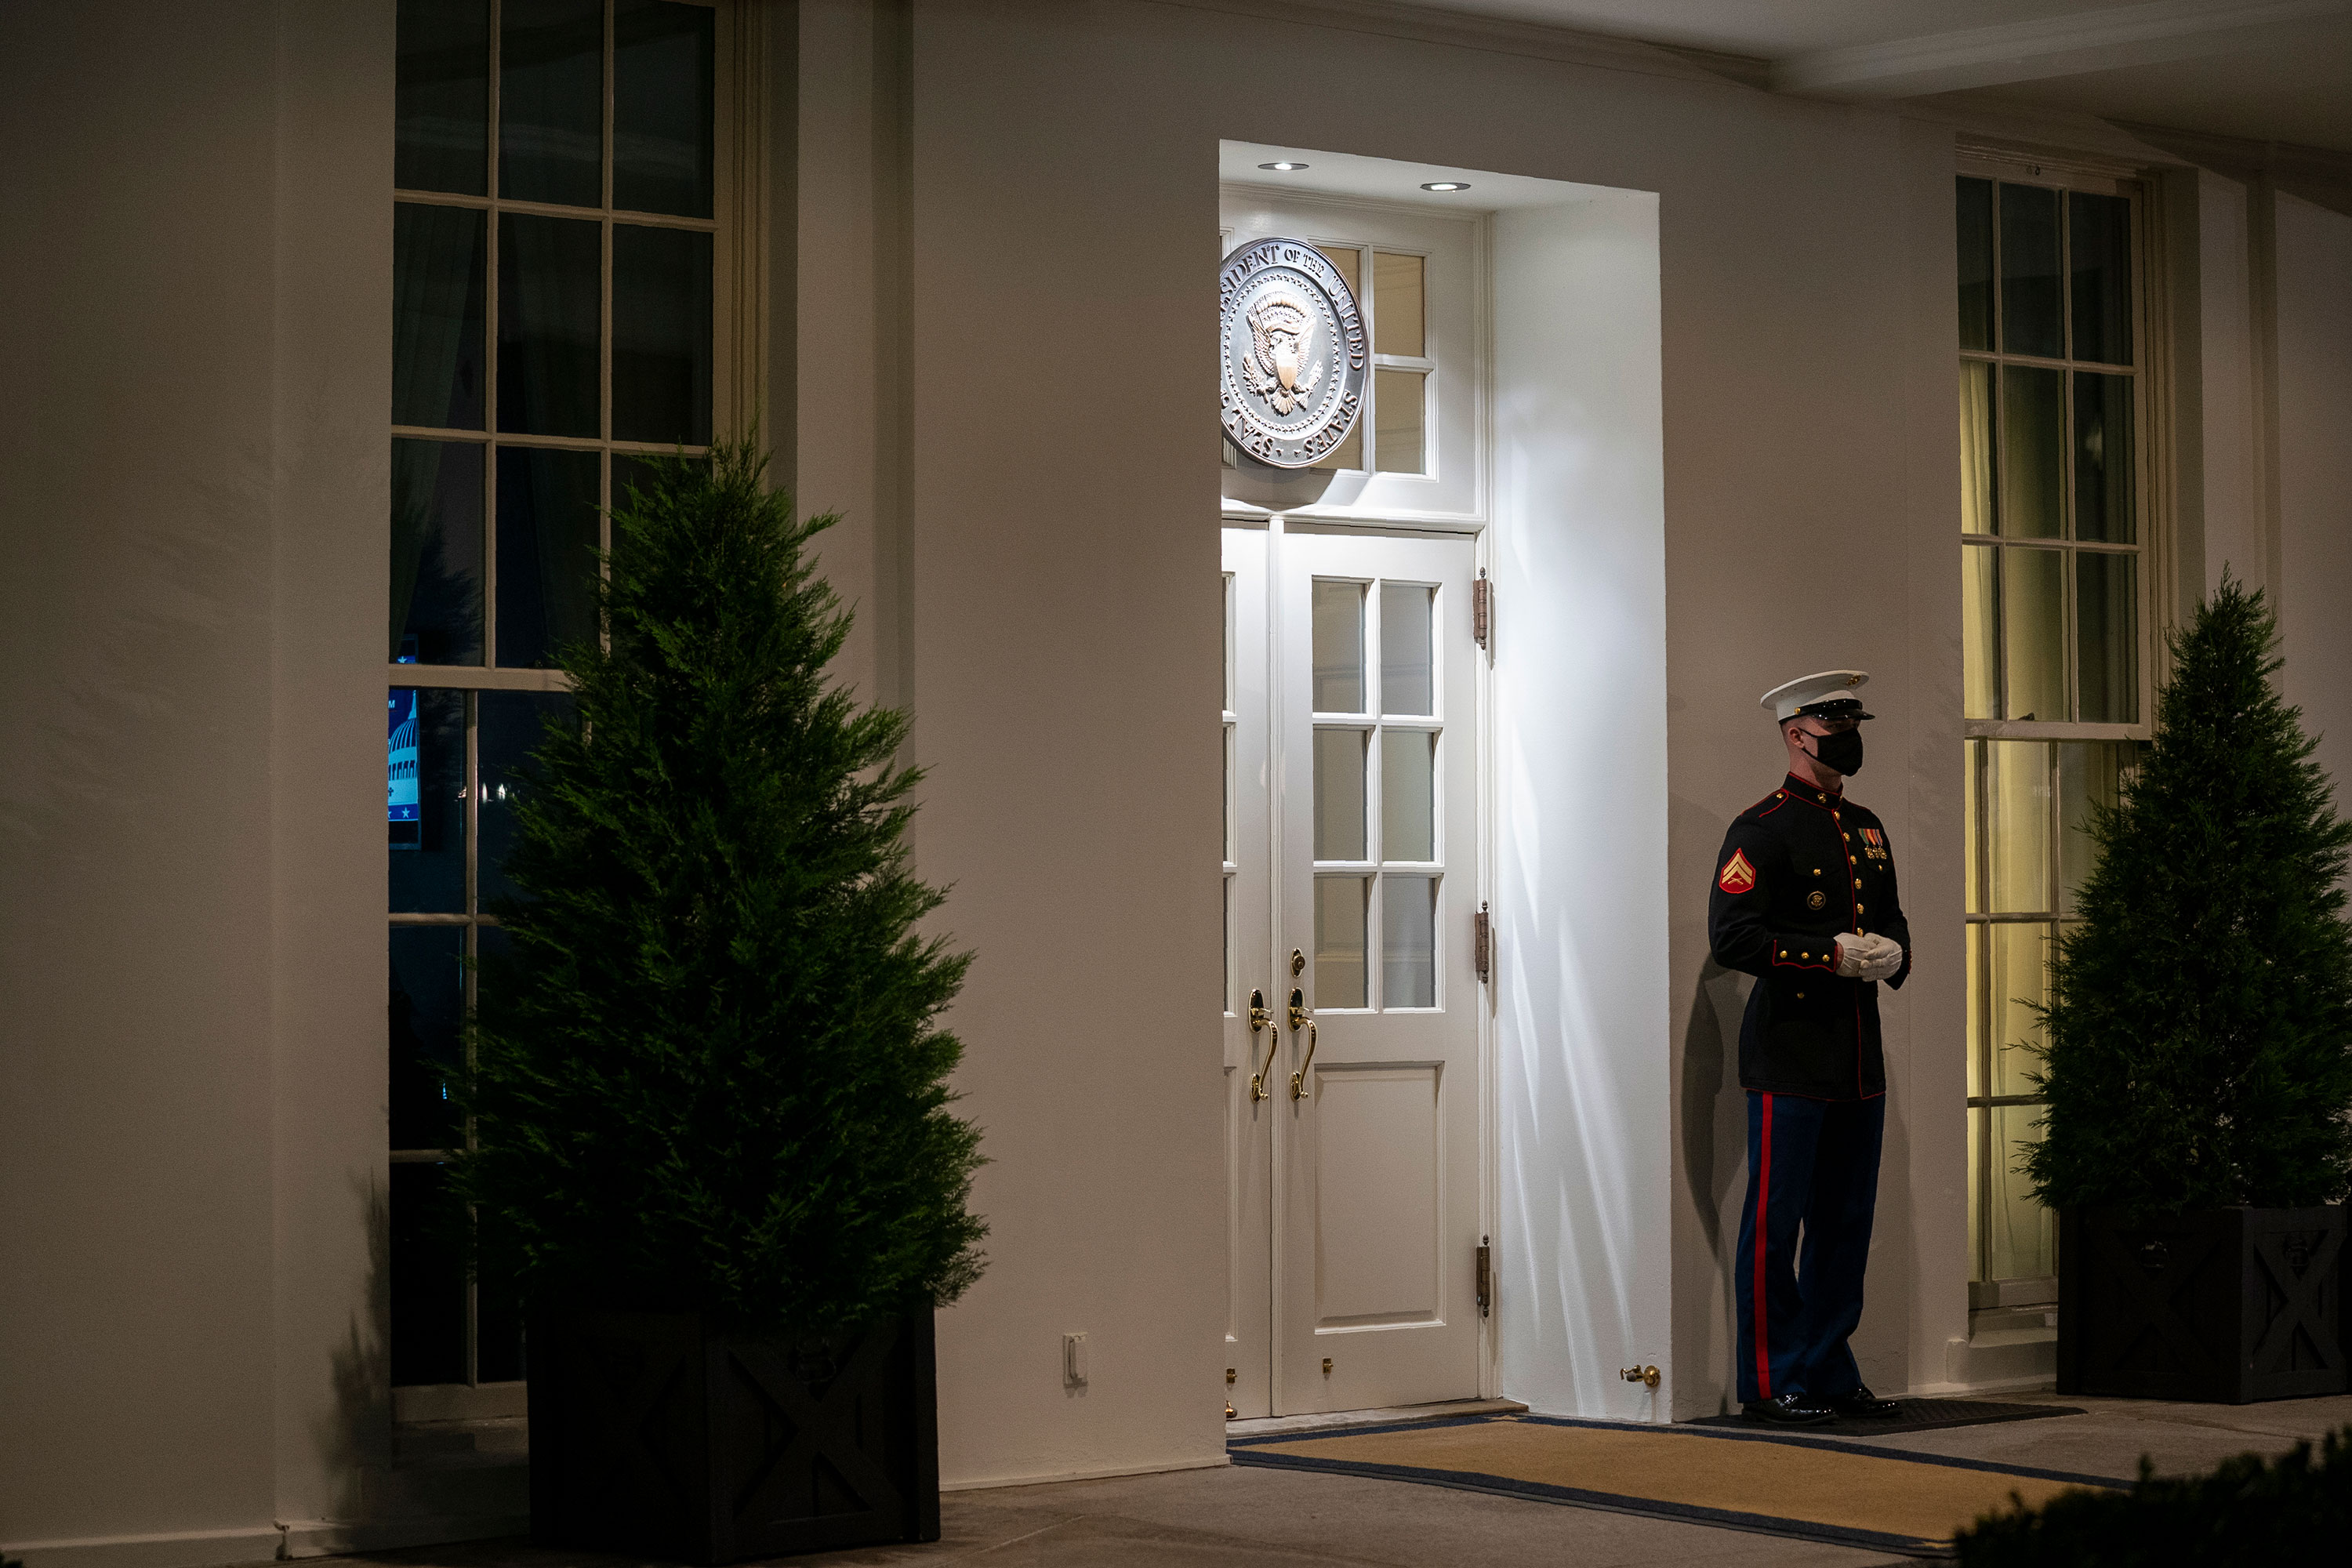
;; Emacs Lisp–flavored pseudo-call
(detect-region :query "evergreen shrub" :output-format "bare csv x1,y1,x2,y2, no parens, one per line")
2027,575,2352,1214
448,441,985,1334
1954,1427,2352,1566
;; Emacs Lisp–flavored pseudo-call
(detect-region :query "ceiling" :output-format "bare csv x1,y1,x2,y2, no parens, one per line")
1399,0,2352,154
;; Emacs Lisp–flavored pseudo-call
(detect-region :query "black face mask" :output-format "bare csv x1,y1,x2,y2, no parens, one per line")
1806,727,1864,777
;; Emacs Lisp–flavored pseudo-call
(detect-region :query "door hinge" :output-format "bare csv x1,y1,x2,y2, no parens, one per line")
1476,1238,1492,1318
1473,902,1491,983
1472,569,1491,650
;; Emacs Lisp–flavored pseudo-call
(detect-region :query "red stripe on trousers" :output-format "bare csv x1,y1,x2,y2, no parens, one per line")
1754,1092,1774,1400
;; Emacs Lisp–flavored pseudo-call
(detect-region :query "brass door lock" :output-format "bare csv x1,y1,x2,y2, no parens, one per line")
1619,1364,1660,1390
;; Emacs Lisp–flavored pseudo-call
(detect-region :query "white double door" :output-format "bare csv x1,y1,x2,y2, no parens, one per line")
1223,524,1485,1420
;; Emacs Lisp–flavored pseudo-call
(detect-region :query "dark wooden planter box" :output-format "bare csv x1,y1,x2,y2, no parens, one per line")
528,1308,940,1563
2056,1205,2347,1403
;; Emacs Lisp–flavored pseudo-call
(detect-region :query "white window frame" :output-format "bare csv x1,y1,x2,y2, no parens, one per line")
1957,149,2169,1316
387,0,750,1423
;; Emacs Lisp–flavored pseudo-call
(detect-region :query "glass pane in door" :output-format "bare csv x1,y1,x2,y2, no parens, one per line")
1381,584,1434,714
1381,874,1436,1008
1313,728,1368,861
1315,877,1368,1007
1381,731,1434,862
1312,581,1365,712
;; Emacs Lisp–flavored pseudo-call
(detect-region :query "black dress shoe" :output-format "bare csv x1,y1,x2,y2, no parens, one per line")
1827,1386,1901,1419
1742,1392,1835,1425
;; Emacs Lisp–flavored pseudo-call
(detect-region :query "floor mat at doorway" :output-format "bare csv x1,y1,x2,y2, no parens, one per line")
1685,1396,2085,1437
1228,1414,2122,1558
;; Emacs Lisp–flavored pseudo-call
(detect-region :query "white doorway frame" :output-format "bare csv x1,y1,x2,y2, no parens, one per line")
1221,187,1498,1411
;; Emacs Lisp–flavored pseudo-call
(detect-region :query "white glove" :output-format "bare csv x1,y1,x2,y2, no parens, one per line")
1834,934,1867,977
1858,934,1905,982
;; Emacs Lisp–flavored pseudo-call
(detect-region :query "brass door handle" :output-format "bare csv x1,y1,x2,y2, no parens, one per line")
1288,986,1308,1033
1247,988,1277,1102
1290,1020,1318,1101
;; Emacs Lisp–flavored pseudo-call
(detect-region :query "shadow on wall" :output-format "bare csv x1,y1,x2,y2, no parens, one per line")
317,1172,393,1515
1680,955,1751,1412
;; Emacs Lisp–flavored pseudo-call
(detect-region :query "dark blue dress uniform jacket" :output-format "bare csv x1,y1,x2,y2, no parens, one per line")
1708,775,1911,1101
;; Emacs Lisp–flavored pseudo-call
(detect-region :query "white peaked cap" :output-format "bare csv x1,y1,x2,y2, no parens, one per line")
1759,670,1871,723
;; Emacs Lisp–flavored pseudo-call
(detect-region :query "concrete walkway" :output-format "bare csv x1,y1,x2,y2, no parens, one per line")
364,1392,2352,1568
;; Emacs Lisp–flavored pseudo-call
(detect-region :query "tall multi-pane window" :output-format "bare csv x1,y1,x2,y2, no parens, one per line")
388,0,720,1410
1956,169,2148,1319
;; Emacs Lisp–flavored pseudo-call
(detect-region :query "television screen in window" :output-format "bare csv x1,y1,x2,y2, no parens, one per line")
389,687,421,827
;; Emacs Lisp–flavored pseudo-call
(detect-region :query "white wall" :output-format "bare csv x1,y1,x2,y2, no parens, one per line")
1490,196,1671,1420
0,2,396,1560
2274,194,2352,810
2197,171,2266,597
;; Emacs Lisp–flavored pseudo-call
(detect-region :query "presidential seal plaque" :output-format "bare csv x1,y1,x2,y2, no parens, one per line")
1219,238,1366,469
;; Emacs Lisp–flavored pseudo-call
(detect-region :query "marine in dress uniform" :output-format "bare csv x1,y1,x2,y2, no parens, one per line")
1709,671,1911,1426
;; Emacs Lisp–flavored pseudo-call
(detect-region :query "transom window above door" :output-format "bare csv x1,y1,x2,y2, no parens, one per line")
1220,190,1485,524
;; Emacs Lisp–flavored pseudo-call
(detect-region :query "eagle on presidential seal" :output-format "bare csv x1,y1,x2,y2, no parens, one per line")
1243,289,1322,416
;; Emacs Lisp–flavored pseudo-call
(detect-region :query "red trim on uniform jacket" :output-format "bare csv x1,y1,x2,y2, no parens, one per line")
1844,807,1864,1094
1754,1093,1775,1400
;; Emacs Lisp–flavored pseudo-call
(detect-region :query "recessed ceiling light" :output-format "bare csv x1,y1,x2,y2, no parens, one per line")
1258,161,1310,172
1421,180,1471,192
